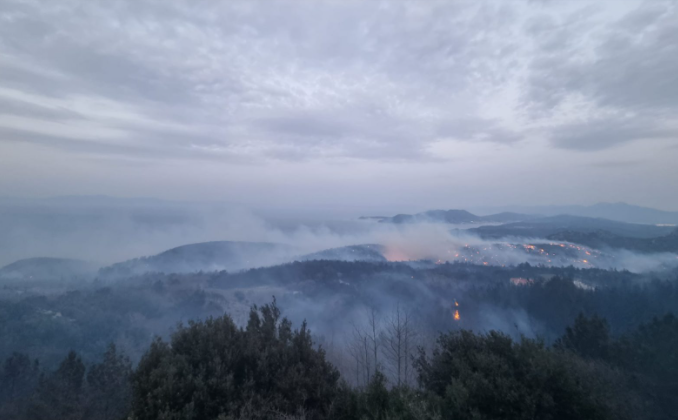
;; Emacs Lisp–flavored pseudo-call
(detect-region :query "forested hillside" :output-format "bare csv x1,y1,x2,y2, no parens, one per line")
2,301,677,419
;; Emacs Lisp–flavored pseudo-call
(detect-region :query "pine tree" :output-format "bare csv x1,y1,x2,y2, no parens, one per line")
86,344,132,420
28,351,85,420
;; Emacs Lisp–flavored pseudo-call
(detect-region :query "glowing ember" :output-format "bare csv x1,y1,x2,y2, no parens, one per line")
380,239,605,269
453,309,460,321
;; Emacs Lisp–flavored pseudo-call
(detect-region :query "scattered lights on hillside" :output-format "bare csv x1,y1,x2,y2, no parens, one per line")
438,242,607,268
382,239,611,269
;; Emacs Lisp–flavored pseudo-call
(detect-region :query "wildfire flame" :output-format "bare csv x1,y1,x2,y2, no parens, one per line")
383,247,411,262
453,300,460,321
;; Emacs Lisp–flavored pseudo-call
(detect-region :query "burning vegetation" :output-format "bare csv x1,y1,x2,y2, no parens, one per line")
384,240,610,269
453,300,460,321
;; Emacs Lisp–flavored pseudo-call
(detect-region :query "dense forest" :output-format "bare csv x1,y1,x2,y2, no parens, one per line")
1,300,677,420
2,228,678,419
2,260,677,368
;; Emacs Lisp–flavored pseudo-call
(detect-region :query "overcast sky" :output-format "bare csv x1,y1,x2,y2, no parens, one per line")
0,0,677,214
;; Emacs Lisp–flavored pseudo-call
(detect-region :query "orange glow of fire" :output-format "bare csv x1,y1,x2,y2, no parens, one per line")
383,247,411,262
453,309,460,321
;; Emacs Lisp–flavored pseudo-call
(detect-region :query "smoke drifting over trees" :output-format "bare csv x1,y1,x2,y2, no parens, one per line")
1,198,678,419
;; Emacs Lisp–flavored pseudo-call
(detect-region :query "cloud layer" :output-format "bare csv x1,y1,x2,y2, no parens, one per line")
0,0,677,209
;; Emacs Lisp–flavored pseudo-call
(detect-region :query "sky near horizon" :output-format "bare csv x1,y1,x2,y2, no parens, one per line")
0,0,677,213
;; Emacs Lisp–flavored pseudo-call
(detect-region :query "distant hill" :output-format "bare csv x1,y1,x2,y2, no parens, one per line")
469,215,675,240
99,241,297,278
370,209,533,225
99,242,394,279
297,244,387,262
475,202,678,225
0,257,99,281
548,228,678,254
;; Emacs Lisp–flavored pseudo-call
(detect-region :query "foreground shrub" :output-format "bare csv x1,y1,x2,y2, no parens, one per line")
131,300,340,420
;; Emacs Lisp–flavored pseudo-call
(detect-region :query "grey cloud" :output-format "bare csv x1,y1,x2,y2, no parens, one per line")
0,97,83,121
587,159,643,169
0,124,254,164
0,59,71,99
527,2,678,111
0,126,156,158
256,115,354,140
436,118,522,144
551,117,672,151
0,18,195,105
0,0,527,163
1,0,676,166
591,11,678,112
251,108,437,161
525,1,678,150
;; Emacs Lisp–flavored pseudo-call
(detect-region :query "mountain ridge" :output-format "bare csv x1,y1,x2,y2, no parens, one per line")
0,257,99,280
468,215,675,240
366,209,534,225
98,241,297,278
471,202,678,225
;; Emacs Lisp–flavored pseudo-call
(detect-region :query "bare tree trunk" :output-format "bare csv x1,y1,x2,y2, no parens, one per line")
349,321,370,387
394,305,402,386
368,308,380,376
382,304,418,387
363,336,370,383
383,304,402,386
355,354,360,387
403,310,410,386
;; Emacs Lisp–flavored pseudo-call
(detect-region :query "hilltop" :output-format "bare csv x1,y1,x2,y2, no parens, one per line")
366,209,533,224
